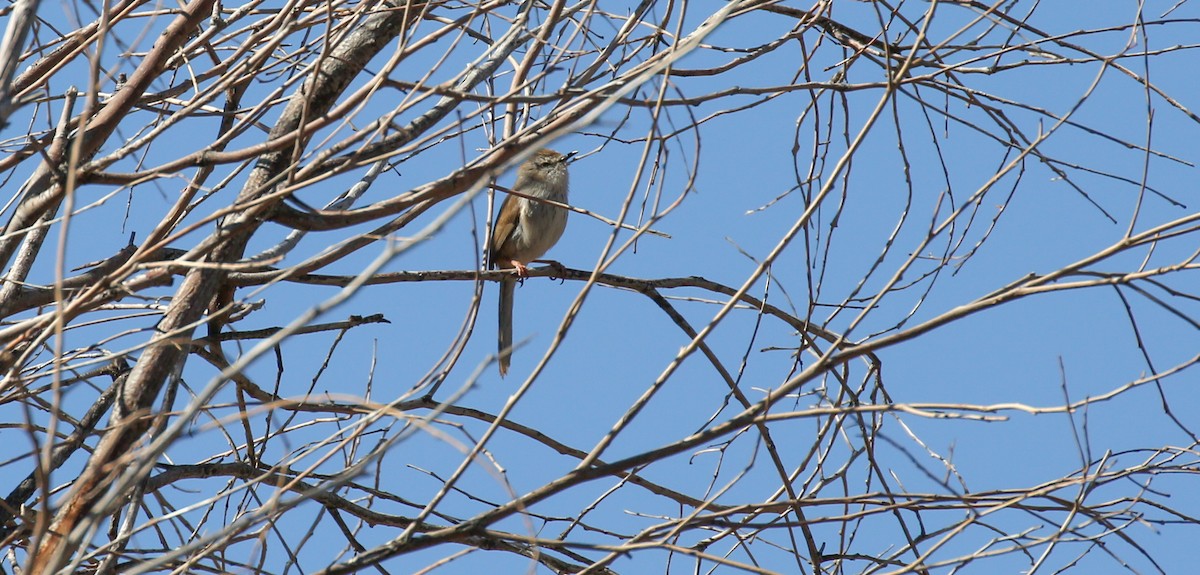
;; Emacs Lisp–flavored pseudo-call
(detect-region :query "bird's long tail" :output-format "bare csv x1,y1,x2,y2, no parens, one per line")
497,276,515,376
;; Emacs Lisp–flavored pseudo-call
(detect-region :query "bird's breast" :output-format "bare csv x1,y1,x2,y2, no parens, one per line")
514,198,567,259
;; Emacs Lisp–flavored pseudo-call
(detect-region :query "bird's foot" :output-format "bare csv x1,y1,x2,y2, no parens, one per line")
509,260,531,278
531,259,567,281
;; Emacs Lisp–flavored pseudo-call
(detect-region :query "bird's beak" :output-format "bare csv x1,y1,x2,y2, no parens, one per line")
564,150,579,163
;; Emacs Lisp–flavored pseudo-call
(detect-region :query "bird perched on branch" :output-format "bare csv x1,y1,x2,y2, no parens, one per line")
488,148,576,376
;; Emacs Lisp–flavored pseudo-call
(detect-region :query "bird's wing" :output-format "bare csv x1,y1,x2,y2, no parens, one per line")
488,195,519,269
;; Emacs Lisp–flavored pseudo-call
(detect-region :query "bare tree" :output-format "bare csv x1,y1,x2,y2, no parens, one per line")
1,0,1197,573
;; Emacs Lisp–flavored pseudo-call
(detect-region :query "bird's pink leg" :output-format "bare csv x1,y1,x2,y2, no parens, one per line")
508,260,530,277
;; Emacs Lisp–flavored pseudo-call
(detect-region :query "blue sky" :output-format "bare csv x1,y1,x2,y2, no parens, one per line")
3,1,1199,573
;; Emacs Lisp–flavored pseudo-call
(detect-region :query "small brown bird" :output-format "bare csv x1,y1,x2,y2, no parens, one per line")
488,148,576,376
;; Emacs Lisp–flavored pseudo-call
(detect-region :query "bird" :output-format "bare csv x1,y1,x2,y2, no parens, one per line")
488,148,576,376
